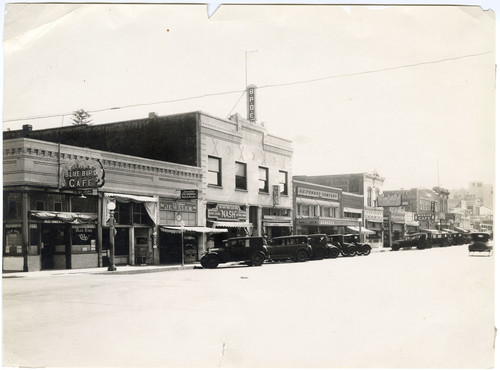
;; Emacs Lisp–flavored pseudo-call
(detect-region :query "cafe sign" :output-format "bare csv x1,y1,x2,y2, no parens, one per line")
60,159,105,189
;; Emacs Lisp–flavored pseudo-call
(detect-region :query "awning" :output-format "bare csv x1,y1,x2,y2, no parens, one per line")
406,221,420,227
212,221,253,228
442,228,456,233
263,222,293,227
30,211,98,224
103,192,159,226
346,226,376,235
420,229,440,234
343,207,362,214
296,197,318,206
455,227,470,233
160,226,228,234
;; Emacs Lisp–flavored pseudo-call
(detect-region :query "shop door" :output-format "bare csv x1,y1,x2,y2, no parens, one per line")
135,228,150,265
115,228,130,262
41,224,64,270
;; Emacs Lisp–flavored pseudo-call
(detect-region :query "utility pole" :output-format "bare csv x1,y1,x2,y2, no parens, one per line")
245,50,258,87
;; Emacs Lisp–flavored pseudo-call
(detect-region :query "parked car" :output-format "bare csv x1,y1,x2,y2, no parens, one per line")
429,232,451,247
307,234,340,259
446,231,470,245
343,234,372,256
468,232,493,256
267,235,313,262
326,234,357,257
390,232,431,251
199,236,268,269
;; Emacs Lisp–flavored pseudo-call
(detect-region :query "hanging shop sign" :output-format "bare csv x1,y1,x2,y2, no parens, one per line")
180,189,198,200
208,204,246,221
60,159,105,189
272,185,280,206
415,214,435,221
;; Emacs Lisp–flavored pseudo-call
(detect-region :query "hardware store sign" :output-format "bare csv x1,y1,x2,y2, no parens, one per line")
60,159,105,189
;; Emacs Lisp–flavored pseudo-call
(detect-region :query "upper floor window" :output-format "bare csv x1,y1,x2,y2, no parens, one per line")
259,167,269,193
235,162,247,190
367,187,372,207
279,170,288,195
208,156,222,187
36,201,44,211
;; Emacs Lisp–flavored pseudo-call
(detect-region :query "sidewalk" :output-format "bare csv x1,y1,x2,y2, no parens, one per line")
2,263,200,279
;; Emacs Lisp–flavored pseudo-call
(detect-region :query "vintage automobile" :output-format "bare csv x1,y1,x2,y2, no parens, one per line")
267,235,313,262
429,232,452,247
343,234,372,256
326,234,357,257
447,231,470,245
307,234,340,259
468,232,493,256
199,236,268,269
390,232,431,251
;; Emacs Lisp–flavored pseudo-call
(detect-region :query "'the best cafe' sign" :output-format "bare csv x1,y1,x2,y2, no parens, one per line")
60,159,105,189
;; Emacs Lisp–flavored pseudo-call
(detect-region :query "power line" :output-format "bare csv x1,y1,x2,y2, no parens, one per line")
3,50,492,124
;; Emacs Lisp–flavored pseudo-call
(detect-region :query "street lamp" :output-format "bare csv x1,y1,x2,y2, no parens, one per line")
180,220,185,267
358,218,363,243
107,201,117,272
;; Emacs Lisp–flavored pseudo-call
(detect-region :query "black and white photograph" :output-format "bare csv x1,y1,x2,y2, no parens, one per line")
1,1,497,368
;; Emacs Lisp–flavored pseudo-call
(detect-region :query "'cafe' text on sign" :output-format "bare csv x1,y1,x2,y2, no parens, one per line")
60,159,105,189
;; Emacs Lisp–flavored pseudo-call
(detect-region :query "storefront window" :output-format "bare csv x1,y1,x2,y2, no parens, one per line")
117,203,131,225
133,203,148,224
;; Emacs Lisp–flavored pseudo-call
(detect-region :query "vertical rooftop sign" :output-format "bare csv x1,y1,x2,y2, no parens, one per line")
247,85,256,122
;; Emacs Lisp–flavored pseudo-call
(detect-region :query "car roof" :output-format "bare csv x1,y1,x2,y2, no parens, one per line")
272,235,308,239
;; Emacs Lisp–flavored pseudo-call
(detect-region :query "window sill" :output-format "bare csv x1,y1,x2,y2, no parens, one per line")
259,191,270,195
208,184,223,189
235,188,248,192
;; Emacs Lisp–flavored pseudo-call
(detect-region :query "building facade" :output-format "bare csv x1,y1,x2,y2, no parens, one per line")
3,111,293,271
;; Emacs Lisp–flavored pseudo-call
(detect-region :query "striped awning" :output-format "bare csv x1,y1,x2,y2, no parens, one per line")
160,226,228,234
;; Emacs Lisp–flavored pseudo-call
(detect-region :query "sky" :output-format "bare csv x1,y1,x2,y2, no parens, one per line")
2,1,496,191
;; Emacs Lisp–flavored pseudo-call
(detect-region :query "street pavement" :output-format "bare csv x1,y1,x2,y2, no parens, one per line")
2,245,495,368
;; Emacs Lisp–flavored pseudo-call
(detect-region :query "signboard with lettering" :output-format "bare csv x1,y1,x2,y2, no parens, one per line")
180,189,198,200
272,185,280,206
377,194,402,207
247,85,256,122
415,214,435,221
60,159,105,189
208,204,246,221
160,201,197,213
297,187,340,201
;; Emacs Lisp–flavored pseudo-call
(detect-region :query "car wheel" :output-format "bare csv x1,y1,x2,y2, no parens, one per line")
296,249,309,262
362,245,371,256
205,255,219,269
314,248,326,260
330,247,340,259
347,246,357,257
251,252,265,266
340,249,349,257
200,256,208,268
391,244,400,251
417,240,426,250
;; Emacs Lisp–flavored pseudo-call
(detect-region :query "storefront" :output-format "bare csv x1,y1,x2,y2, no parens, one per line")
206,203,253,245
261,207,293,238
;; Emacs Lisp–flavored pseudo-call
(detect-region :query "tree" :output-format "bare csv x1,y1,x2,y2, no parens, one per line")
71,109,92,125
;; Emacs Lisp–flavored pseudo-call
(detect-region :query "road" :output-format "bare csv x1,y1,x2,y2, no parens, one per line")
3,245,495,368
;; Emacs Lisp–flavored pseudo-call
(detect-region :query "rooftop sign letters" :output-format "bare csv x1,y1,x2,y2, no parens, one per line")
247,85,256,122
60,159,105,189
